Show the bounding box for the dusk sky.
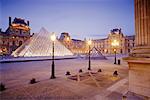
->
[1,0,134,39]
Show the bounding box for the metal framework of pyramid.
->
[12,28,73,57]
[85,47,106,60]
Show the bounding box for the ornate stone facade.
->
[59,29,135,55]
[0,17,31,55]
[59,32,87,54]
[93,29,135,55]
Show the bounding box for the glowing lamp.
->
[51,33,56,41]
[111,39,119,47]
[114,49,116,52]
[87,40,92,45]
[66,37,70,41]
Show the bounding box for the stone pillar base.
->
[123,57,150,98]
[130,46,150,57]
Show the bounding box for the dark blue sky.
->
[1,0,134,39]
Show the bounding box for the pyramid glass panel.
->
[85,47,106,59]
[12,28,73,57]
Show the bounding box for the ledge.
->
[123,57,150,64]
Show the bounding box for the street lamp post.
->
[114,49,117,64]
[111,40,119,64]
[50,33,56,79]
[87,40,92,70]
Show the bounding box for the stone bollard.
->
[122,95,127,100]
[30,78,37,84]
[0,83,6,91]
[98,69,102,72]
[65,71,71,75]
[118,59,121,65]
[79,69,83,73]
[113,70,118,76]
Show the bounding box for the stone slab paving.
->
[0,77,99,100]
[0,58,148,100]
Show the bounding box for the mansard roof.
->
[12,17,27,25]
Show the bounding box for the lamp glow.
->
[87,40,92,45]
[66,37,70,41]
[111,39,119,46]
[114,49,116,52]
[51,33,56,41]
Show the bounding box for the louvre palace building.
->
[59,29,135,55]
[0,17,32,55]
[0,17,135,56]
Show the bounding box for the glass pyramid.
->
[85,47,106,60]
[12,27,73,57]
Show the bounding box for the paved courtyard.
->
[0,57,146,100]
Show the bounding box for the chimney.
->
[119,28,121,33]
[27,20,29,26]
[9,17,11,26]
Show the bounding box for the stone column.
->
[124,0,150,98]
[132,0,150,57]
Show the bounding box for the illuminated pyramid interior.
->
[12,27,73,57]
